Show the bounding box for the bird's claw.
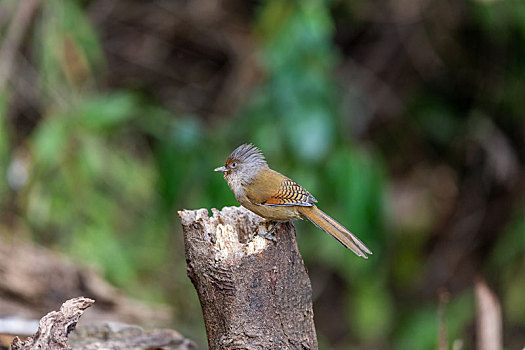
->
[258,221,280,242]
[258,231,277,241]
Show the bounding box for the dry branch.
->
[179,206,318,350]
[11,297,94,350]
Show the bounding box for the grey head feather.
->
[226,144,268,189]
[228,144,267,167]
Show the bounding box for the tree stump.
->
[178,206,318,350]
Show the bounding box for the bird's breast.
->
[226,175,245,201]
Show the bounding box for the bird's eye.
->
[230,162,238,168]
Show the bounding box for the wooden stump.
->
[178,206,318,350]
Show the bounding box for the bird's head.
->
[214,144,267,184]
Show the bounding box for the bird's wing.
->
[261,179,317,206]
[246,169,317,207]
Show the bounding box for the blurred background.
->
[0,0,524,348]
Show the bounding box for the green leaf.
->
[32,117,69,169]
[77,92,138,130]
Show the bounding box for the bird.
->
[214,143,372,258]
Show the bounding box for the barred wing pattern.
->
[260,180,317,207]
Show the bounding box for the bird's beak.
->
[214,166,227,172]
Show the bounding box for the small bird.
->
[214,144,372,258]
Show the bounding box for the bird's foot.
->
[258,221,280,241]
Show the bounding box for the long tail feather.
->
[298,206,372,258]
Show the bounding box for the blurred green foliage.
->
[490,208,525,325]
[28,91,163,289]
[252,1,338,162]
[0,0,524,348]
[395,290,474,350]
[37,0,103,97]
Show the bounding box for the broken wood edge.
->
[178,206,275,263]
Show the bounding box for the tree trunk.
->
[178,206,318,350]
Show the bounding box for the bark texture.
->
[178,206,318,350]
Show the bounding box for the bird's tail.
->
[298,206,372,259]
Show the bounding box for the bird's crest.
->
[227,144,266,166]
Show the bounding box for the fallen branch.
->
[8,297,195,350]
[11,297,94,350]
[68,322,195,350]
